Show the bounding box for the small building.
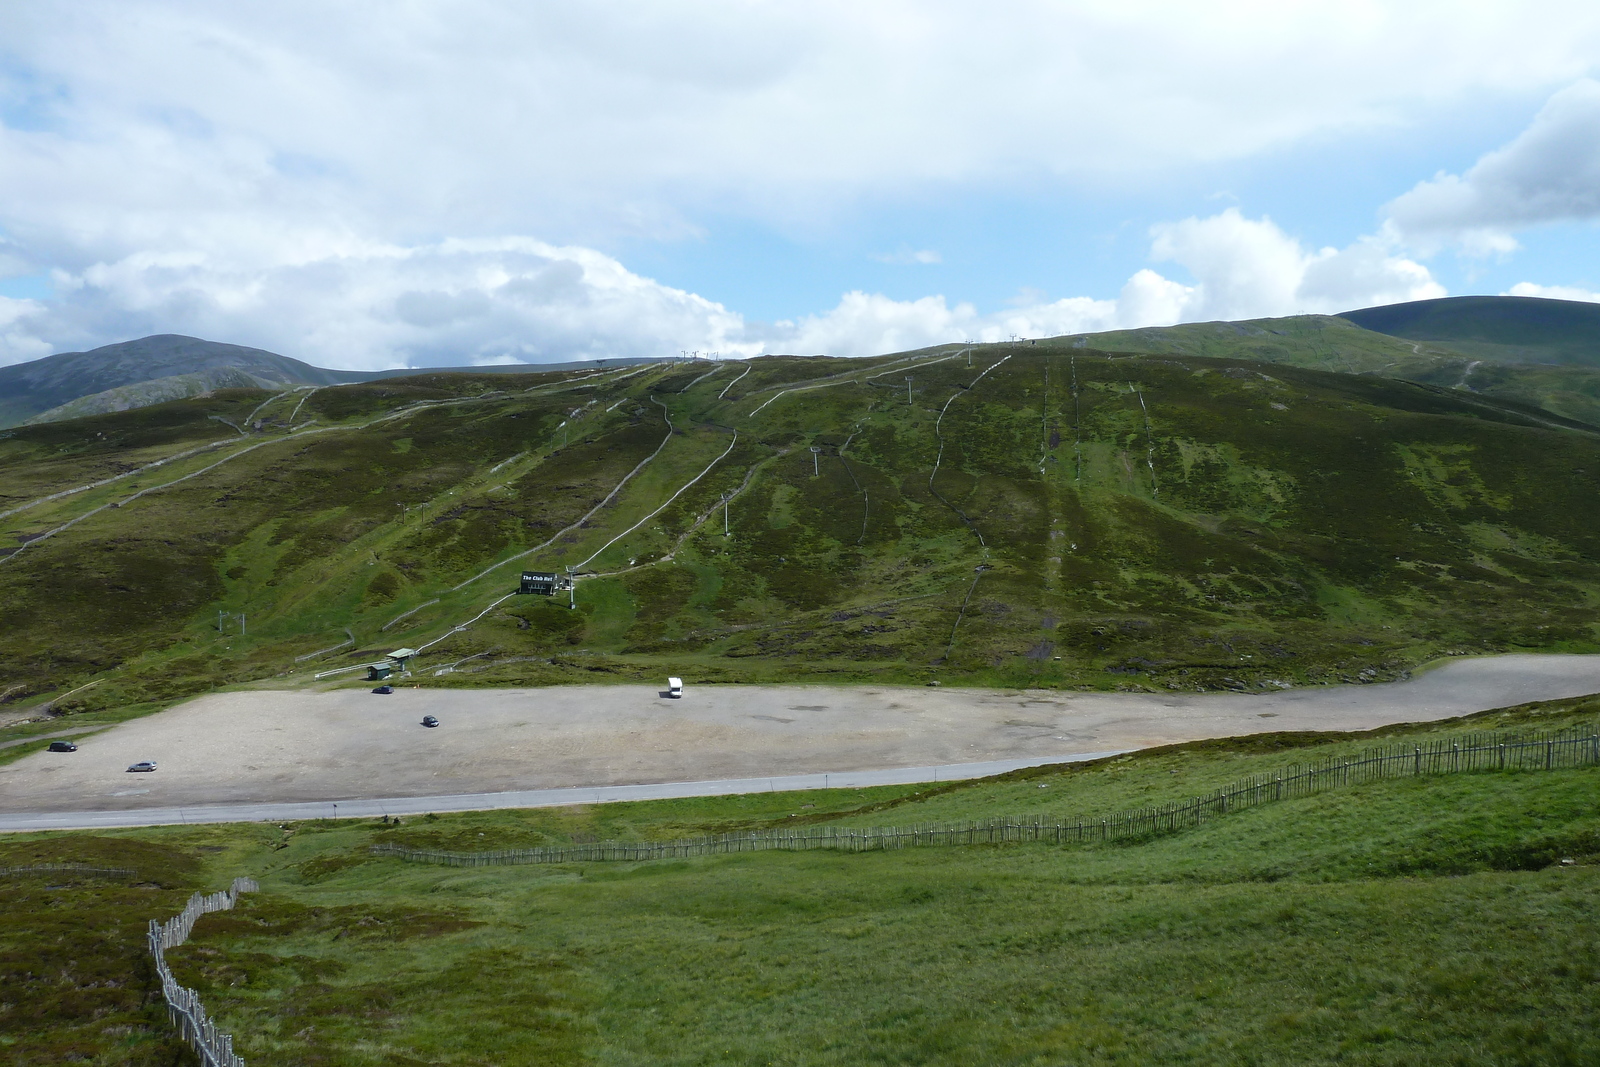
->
[519,571,558,595]
[386,648,417,672]
[366,663,393,681]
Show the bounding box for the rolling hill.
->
[0,335,348,428]
[5,295,1594,431]
[1063,305,1600,428]
[1343,294,1600,366]
[3,342,1600,717]
[0,334,674,429]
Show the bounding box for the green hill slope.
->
[1343,294,1600,366]
[3,347,1600,713]
[1060,311,1600,427]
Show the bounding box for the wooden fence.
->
[148,877,259,1067]
[0,862,133,879]
[373,724,1599,868]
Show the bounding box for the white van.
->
[666,677,684,698]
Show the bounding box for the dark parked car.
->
[127,760,158,772]
[421,715,439,728]
[47,740,77,752]
[372,684,394,694]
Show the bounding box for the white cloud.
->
[5,2,1600,248]
[13,238,758,369]
[1141,209,1443,321]
[0,206,1449,365]
[1506,282,1600,302]
[765,210,1444,356]
[0,295,51,363]
[1386,79,1600,254]
[0,3,1578,367]
[871,249,942,265]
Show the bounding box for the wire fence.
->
[0,862,133,879]
[373,724,1600,868]
[148,877,259,1067]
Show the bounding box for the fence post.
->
[364,723,1592,876]
[147,878,254,1067]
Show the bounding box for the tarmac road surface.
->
[0,752,1129,831]
[2,653,1598,832]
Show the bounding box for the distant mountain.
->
[1342,295,1600,367]
[0,334,673,428]
[0,335,348,427]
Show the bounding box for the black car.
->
[47,740,77,752]
[421,715,439,728]
[372,684,394,694]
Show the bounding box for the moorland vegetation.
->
[5,334,1600,720]
[2,699,1596,1065]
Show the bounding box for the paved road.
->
[0,750,1128,832]
[3,653,1598,832]
[0,726,107,752]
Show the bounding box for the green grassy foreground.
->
[4,700,1598,1065]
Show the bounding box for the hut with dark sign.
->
[519,571,558,596]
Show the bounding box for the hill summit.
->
[0,334,346,427]
[1341,295,1600,366]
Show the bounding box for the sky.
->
[2,1,1600,370]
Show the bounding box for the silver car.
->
[127,760,158,772]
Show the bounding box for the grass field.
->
[3,698,1597,1065]
[6,343,1600,727]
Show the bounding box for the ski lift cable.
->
[450,397,679,590]
[574,431,740,570]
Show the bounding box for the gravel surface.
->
[3,654,1598,814]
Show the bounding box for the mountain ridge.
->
[5,295,1596,429]
[0,334,675,428]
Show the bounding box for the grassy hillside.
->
[5,347,1600,714]
[3,699,1596,1065]
[1343,295,1600,367]
[1062,313,1600,427]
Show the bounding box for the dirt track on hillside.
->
[4,654,1599,812]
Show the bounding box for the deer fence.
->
[373,724,1599,867]
[148,877,259,1067]
[0,862,134,879]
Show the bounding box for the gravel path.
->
[2,654,1597,818]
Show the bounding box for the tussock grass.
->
[5,710,1598,1064]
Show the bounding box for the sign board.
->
[520,571,558,595]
